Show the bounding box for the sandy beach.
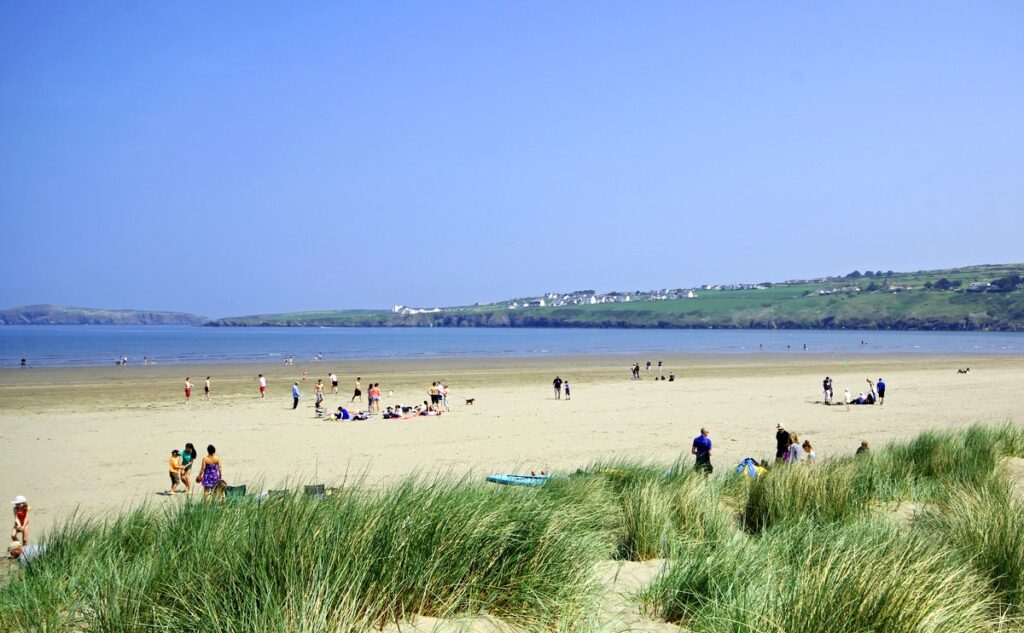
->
[1,353,1021,536]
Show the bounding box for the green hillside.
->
[211,263,1024,331]
[0,304,208,326]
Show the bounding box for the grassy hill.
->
[212,263,1024,331]
[0,304,208,326]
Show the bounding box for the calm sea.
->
[0,326,1022,368]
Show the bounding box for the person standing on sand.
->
[646,361,652,373]
[822,377,833,404]
[330,373,339,394]
[351,377,362,403]
[692,427,713,474]
[786,433,804,463]
[553,376,563,399]
[442,384,451,412]
[802,440,816,463]
[844,389,852,412]
[315,379,325,407]
[292,382,301,410]
[564,380,571,400]
[204,377,211,401]
[196,445,224,499]
[658,360,663,378]
[181,443,197,492]
[775,424,789,462]
[10,496,29,546]
[258,374,267,398]
[877,378,886,405]
[184,377,193,404]
[168,449,183,495]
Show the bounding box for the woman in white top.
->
[802,440,816,464]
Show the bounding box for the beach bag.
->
[735,458,760,478]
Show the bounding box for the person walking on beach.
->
[167,449,183,495]
[184,377,193,404]
[181,443,197,492]
[775,424,789,462]
[692,427,713,474]
[658,360,663,378]
[351,377,362,403]
[844,388,852,411]
[258,374,267,398]
[204,377,211,401]
[330,373,339,394]
[292,382,301,410]
[442,384,450,412]
[10,495,30,546]
[196,445,224,499]
[564,380,571,400]
[877,378,886,405]
[553,376,563,399]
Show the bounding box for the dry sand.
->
[1,353,1021,537]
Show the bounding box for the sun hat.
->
[11,495,26,506]
[9,541,21,552]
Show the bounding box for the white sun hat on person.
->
[11,495,26,505]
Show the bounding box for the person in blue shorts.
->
[877,378,886,405]
[692,427,713,474]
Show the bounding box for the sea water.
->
[0,326,1022,368]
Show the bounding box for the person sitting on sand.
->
[856,440,870,456]
[10,496,29,547]
[334,406,350,421]
[383,406,400,419]
[196,445,224,499]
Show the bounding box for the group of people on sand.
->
[774,423,816,464]
[552,376,571,400]
[822,376,886,409]
[167,443,225,498]
[184,376,212,403]
[630,360,665,380]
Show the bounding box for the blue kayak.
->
[486,474,551,486]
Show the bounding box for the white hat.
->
[11,495,26,505]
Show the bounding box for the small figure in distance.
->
[330,372,339,394]
[552,376,563,400]
[668,372,675,382]
[692,427,713,474]
[876,377,886,405]
[20,358,27,367]
[204,377,211,401]
[856,440,870,456]
[844,388,852,412]
[564,380,571,400]
[822,376,833,405]
[646,360,652,372]
[351,377,362,404]
[258,374,267,398]
[292,382,301,410]
[184,377,193,404]
[658,360,663,378]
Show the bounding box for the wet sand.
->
[1,353,1021,536]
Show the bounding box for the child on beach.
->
[564,381,571,400]
[168,449,183,495]
[10,495,29,546]
[204,377,211,401]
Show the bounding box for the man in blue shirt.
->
[877,378,886,405]
[292,383,301,410]
[692,427,713,474]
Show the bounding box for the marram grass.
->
[2,423,1023,632]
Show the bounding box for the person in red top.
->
[11,495,29,546]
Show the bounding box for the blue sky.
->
[1,2,1021,317]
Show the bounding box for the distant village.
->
[391,275,997,316]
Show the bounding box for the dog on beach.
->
[465,398,475,406]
